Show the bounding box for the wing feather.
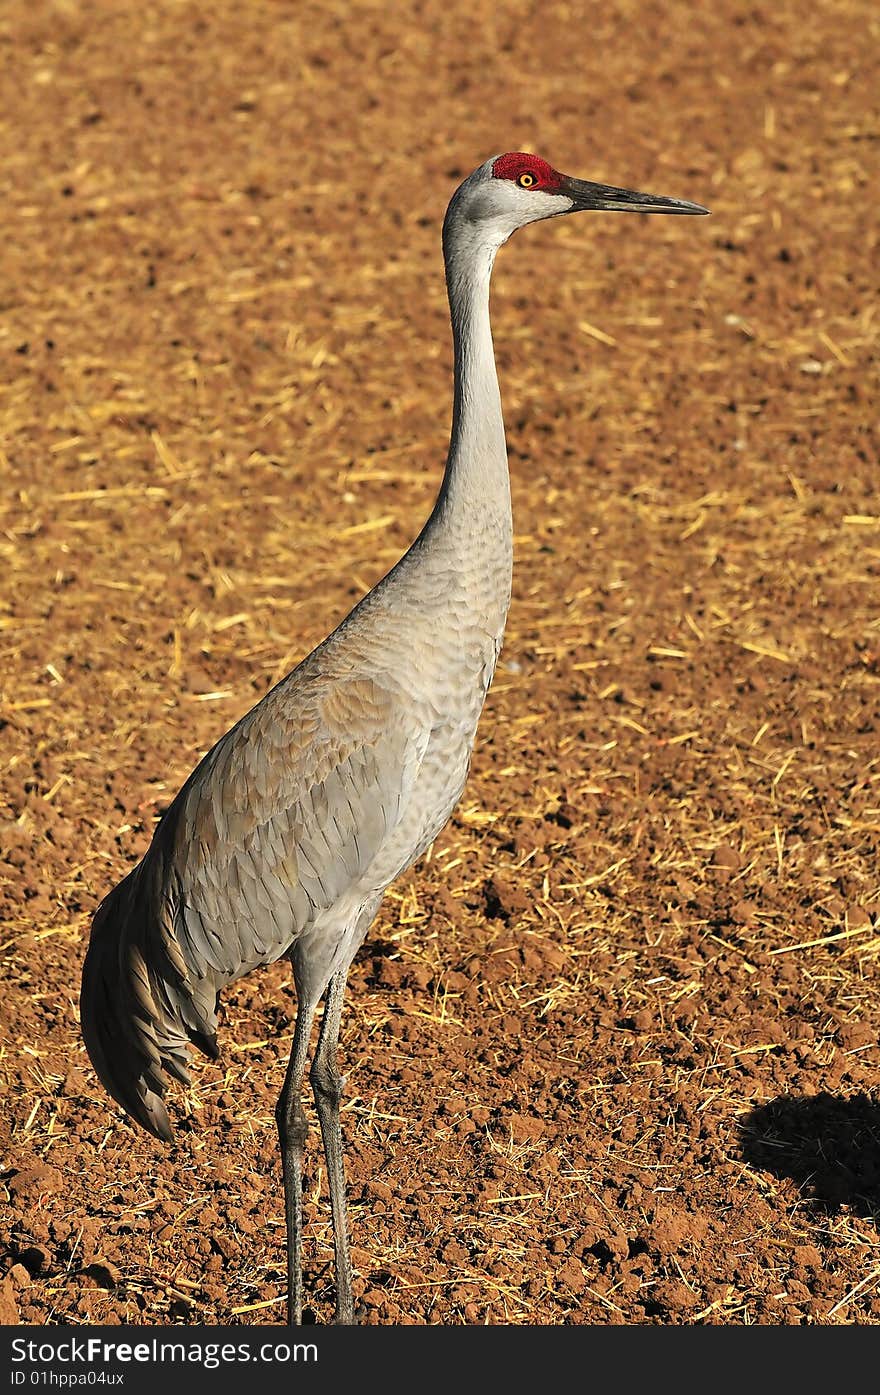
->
[161,668,429,983]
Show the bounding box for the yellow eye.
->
[517,172,537,188]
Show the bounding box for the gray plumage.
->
[81,153,707,1324]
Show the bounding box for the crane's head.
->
[444,152,708,256]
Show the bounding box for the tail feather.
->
[80,861,219,1143]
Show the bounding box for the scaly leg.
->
[311,967,359,1323]
[276,1002,318,1326]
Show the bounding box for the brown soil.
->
[2,0,880,1328]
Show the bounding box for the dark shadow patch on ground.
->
[739,1093,880,1217]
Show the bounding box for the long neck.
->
[431,216,512,546]
[368,209,514,641]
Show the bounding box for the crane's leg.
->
[310,967,356,1324]
[276,1002,319,1326]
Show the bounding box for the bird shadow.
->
[738,1093,880,1218]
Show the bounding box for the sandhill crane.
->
[80,152,707,1325]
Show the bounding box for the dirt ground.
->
[2,0,879,1327]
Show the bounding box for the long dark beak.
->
[562,175,709,216]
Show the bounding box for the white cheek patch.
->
[516,188,575,223]
[486,190,575,248]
